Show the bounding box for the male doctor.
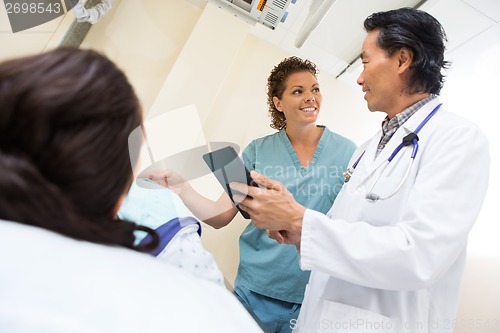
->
[233,7,490,333]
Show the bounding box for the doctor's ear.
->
[397,48,413,73]
[273,96,283,112]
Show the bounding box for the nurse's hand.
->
[231,171,304,246]
[139,169,188,196]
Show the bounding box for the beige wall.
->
[74,0,383,286]
[2,1,499,331]
[80,0,203,114]
[79,2,500,330]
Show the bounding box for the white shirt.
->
[0,220,263,333]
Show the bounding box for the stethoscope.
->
[343,103,442,202]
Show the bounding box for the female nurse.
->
[149,56,356,333]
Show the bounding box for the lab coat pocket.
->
[314,300,398,333]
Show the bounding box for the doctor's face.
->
[357,29,401,116]
[273,71,322,128]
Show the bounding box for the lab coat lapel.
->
[356,128,401,182]
[356,99,441,184]
[350,133,384,187]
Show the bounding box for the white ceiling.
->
[247,0,500,77]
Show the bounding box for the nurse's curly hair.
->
[267,56,319,130]
[0,48,159,252]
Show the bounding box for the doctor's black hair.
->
[0,48,159,252]
[267,56,319,130]
[364,7,450,95]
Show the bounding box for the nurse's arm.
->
[140,169,237,229]
[231,171,305,246]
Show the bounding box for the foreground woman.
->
[0,48,262,333]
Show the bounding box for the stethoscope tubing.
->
[345,103,443,201]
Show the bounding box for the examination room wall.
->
[1,0,499,332]
[78,0,383,287]
[81,2,500,331]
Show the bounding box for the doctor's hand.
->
[266,230,302,251]
[231,171,304,246]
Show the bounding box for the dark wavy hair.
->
[267,56,319,130]
[0,48,158,251]
[364,7,450,95]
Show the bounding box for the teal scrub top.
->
[235,126,356,303]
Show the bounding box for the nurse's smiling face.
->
[272,71,322,128]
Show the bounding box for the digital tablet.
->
[202,146,257,219]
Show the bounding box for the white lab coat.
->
[295,99,489,333]
[0,219,263,333]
